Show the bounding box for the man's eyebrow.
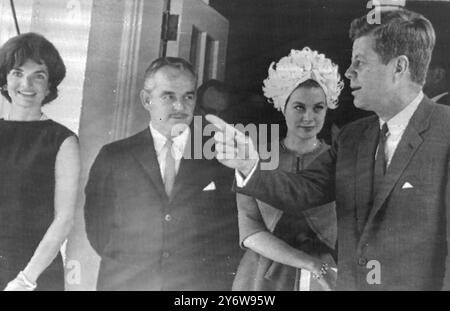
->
[353,53,365,60]
[160,90,176,95]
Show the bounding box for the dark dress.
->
[0,119,75,291]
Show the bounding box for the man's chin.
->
[169,119,191,133]
[353,99,369,110]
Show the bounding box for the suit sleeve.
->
[84,146,116,255]
[237,137,337,218]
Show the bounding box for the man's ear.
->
[140,90,151,110]
[394,55,409,79]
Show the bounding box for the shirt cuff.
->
[235,160,259,187]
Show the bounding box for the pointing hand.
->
[205,114,259,176]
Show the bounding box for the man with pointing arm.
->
[207,8,450,290]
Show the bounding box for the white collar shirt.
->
[379,91,423,167]
[149,122,190,182]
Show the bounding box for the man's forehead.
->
[146,66,196,88]
[157,66,195,81]
[352,35,376,57]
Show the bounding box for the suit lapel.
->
[355,119,379,233]
[169,123,213,202]
[130,129,167,200]
[362,98,434,233]
[170,156,213,203]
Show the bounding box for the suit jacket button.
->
[165,214,172,222]
[162,252,170,259]
[358,257,367,266]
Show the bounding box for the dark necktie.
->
[164,138,176,196]
[373,123,389,196]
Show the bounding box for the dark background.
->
[209,0,450,135]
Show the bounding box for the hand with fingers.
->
[205,114,259,176]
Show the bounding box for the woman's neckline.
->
[2,112,50,122]
[281,138,322,156]
[0,118,52,123]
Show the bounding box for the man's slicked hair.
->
[144,57,196,89]
[349,8,435,85]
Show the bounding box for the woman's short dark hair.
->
[0,32,66,105]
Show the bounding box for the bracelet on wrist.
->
[312,263,329,280]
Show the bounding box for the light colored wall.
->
[65,0,164,290]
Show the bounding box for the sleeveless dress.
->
[0,119,75,291]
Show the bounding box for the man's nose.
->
[172,99,184,111]
[345,65,354,80]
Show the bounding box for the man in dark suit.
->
[207,8,450,290]
[84,57,239,291]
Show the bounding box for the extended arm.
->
[237,193,333,290]
[5,136,80,290]
[206,114,336,218]
[238,145,337,217]
[243,231,324,274]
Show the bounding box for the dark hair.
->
[285,79,323,111]
[349,8,435,85]
[0,32,66,105]
[196,79,229,107]
[296,79,321,89]
[144,57,196,86]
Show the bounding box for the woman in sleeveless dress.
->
[232,48,343,291]
[0,33,80,291]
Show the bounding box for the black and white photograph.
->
[0,0,450,296]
